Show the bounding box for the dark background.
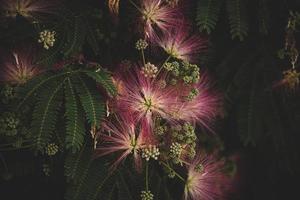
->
[1,0,300,199]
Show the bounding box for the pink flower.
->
[184,152,230,200]
[157,23,207,62]
[1,49,40,84]
[1,0,58,21]
[115,67,179,126]
[175,74,222,131]
[95,114,152,171]
[139,0,180,41]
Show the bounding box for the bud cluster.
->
[0,112,20,136]
[186,88,199,101]
[163,61,200,85]
[141,62,158,78]
[45,143,59,156]
[140,190,154,200]
[1,85,16,103]
[136,39,148,50]
[38,30,56,49]
[142,145,160,161]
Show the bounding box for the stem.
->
[145,162,149,191]
[141,49,146,66]
[0,139,34,147]
[128,0,144,14]
[151,55,171,84]
[0,145,33,152]
[160,161,185,182]
[0,153,8,172]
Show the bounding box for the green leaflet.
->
[31,78,65,152]
[65,77,85,153]
[17,70,81,109]
[84,69,117,97]
[65,152,114,200]
[226,0,249,41]
[75,75,105,128]
[63,16,87,57]
[196,0,223,34]
[64,142,93,182]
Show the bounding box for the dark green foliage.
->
[62,16,87,57]
[117,171,135,200]
[65,143,115,200]
[30,78,64,152]
[85,69,117,97]
[258,0,270,35]
[17,67,115,153]
[226,0,249,41]
[75,75,105,128]
[64,143,93,182]
[65,78,85,153]
[196,0,223,34]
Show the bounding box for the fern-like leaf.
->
[31,78,65,152]
[117,171,134,200]
[84,69,117,97]
[65,157,114,200]
[65,77,85,153]
[258,0,269,35]
[63,16,87,57]
[227,0,249,41]
[18,72,69,108]
[75,75,105,128]
[64,143,92,182]
[196,0,223,34]
[85,18,100,55]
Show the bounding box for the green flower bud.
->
[45,143,59,156]
[141,190,154,200]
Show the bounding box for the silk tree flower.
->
[1,49,40,84]
[139,0,180,41]
[184,152,230,200]
[95,114,154,171]
[174,74,222,131]
[114,67,179,126]
[157,24,207,63]
[0,0,58,22]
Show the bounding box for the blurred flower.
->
[184,152,230,200]
[165,0,180,7]
[115,67,179,126]
[95,114,151,171]
[158,24,206,62]
[1,0,58,22]
[174,74,222,131]
[139,0,179,41]
[108,0,120,16]
[282,69,300,90]
[1,49,40,84]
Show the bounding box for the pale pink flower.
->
[1,49,40,84]
[184,152,230,200]
[175,74,222,131]
[115,67,179,126]
[157,23,207,62]
[139,0,180,41]
[1,0,58,22]
[95,114,152,171]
